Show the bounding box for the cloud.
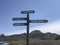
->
[30,20,60,34]
[6,20,60,35]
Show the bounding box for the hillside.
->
[0,30,58,41]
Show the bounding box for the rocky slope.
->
[0,30,58,41]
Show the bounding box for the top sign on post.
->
[21,10,35,14]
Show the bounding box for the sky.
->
[0,0,60,35]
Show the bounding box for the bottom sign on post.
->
[13,23,27,26]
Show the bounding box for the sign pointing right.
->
[29,20,48,23]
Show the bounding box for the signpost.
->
[12,10,48,45]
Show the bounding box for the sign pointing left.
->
[13,23,27,26]
[12,18,27,21]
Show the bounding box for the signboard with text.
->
[12,18,27,21]
[13,23,27,26]
[29,20,48,23]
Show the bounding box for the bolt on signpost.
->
[12,10,48,45]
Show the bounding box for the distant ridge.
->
[0,30,58,41]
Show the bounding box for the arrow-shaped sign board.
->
[21,10,35,14]
[12,18,27,21]
[29,20,48,23]
[13,23,27,26]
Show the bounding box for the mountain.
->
[29,30,43,39]
[29,30,57,40]
[0,30,58,41]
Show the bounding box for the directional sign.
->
[12,18,27,21]
[21,10,35,14]
[13,23,27,26]
[29,20,48,23]
[13,10,48,45]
